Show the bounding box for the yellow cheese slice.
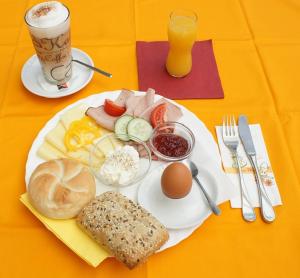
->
[40,106,112,166]
[109,135,124,149]
[45,122,67,153]
[68,148,104,167]
[83,144,105,160]
[96,136,115,156]
[37,141,66,160]
[60,105,88,130]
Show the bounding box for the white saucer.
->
[21,48,94,98]
[137,164,219,229]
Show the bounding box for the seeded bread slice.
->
[77,191,169,269]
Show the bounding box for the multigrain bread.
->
[77,191,169,269]
[28,158,96,219]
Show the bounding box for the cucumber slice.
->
[114,115,133,141]
[127,118,153,142]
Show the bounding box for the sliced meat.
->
[86,106,117,131]
[133,88,156,117]
[125,95,143,115]
[114,89,133,107]
[139,98,183,123]
[126,141,158,160]
[165,101,183,122]
[85,89,182,132]
[86,89,133,130]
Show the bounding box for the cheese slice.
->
[39,106,113,166]
[37,141,66,161]
[96,137,115,156]
[109,135,124,149]
[68,148,104,167]
[83,144,105,160]
[60,105,88,130]
[45,122,67,153]
[37,139,103,167]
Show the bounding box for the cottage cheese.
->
[99,145,140,186]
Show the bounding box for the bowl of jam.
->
[149,122,195,161]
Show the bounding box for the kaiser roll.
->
[28,158,96,219]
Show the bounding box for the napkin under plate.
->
[20,194,109,267]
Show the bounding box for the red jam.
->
[153,134,189,157]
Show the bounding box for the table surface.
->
[1,0,300,277]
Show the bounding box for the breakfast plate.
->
[138,161,219,229]
[25,90,229,254]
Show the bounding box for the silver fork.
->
[222,115,256,222]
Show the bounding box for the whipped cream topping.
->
[25,1,69,28]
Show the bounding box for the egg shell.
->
[161,162,192,199]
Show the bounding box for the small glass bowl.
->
[149,122,195,162]
[89,133,152,188]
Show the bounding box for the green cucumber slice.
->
[127,118,153,142]
[114,115,133,141]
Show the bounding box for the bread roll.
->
[77,191,169,269]
[28,158,96,219]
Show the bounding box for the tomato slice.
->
[104,99,126,117]
[150,103,167,128]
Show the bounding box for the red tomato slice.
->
[150,103,167,128]
[104,99,126,117]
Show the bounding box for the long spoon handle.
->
[72,59,112,78]
[194,176,221,216]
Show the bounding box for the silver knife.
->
[238,115,276,223]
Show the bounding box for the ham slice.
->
[125,95,143,115]
[139,98,183,122]
[133,88,155,116]
[114,89,133,107]
[126,141,158,160]
[86,106,117,131]
[86,89,134,131]
[86,88,183,132]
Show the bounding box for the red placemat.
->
[136,40,224,99]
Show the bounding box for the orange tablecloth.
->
[1,0,300,277]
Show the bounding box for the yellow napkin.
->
[20,193,109,267]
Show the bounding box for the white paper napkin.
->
[215,124,282,208]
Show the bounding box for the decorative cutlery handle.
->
[194,176,221,216]
[249,155,275,223]
[234,152,256,222]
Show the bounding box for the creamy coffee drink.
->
[25,1,72,85]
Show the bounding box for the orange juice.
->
[166,11,197,77]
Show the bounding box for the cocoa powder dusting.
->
[33,6,53,18]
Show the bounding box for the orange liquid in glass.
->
[166,13,197,77]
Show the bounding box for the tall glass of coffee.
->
[25,1,72,85]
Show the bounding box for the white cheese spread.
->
[99,145,140,186]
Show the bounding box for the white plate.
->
[138,164,219,229]
[21,48,94,98]
[25,90,222,253]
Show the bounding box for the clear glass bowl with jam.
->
[149,122,195,161]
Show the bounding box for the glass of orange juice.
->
[166,10,198,78]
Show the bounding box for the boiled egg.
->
[161,162,192,199]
